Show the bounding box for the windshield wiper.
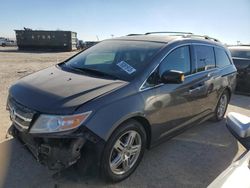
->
[70,66,121,80]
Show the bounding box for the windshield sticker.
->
[117,61,136,74]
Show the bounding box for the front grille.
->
[7,96,36,131]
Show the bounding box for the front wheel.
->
[101,120,147,182]
[212,91,229,121]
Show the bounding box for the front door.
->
[144,45,206,142]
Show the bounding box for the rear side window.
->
[193,45,216,72]
[159,46,191,76]
[215,48,232,68]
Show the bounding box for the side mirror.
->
[226,112,250,150]
[160,70,185,84]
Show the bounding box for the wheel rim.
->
[109,130,142,175]
[217,94,227,118]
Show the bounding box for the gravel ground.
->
[0,47,249,188]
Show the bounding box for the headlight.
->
[29,111,92,134]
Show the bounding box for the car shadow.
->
[230,94,250,110]
[0,119,242,188]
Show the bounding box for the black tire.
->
[2,43,6,47]
[212,90,229,121]
[101,120,147,182]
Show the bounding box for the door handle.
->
[208,72,215,78]
[189,86,203,94]
[208,71,220,78]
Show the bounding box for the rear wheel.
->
[212,90,229,121]
[101,120,146,182]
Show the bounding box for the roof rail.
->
[126,32,221,43]
[127,34,143,36]
[184,34,220,42]
[145,31,193,35]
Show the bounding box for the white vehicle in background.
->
[209,112,250,188]
[0,37,16,47]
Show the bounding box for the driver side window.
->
[142,46,191,90]
[159,46,191,76]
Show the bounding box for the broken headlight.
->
[29,111,92,134]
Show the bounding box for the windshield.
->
[230,48,250,59]
[64,40,164,81]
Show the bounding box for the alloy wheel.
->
[109,130,142,175]
[217,94,228,118]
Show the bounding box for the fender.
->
[84,93,147,141]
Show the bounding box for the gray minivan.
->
[7,32,237,182]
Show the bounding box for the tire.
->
[2,43,6,47]
[212,90,229,121]
[101,120,147,182]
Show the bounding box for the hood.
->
[9,66,127,114]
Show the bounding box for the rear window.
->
[230,49,250,59]
[214,48,231,68]
[193,45,216,72]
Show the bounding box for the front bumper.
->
[8,124,101,170]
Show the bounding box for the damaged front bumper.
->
[8,124,101,171]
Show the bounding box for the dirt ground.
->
[0,47,250,188]
[0,47,78,141]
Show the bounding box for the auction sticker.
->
[117,61,136,74]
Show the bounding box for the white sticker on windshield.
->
[117,61,136,74]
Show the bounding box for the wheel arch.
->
[218,86,232,101]
[224,86,232,100]
[130,116,152,149]
[109,115,152,149]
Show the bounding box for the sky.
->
[0,0,250,44]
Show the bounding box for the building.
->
[15,29,77,51]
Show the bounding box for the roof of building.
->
[15,29,76,33]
